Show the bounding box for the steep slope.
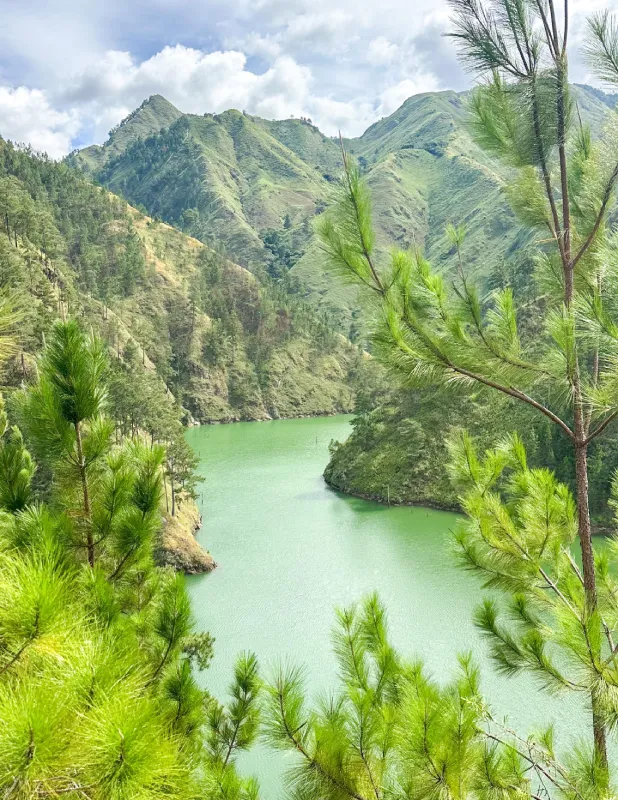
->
[1,137,362,424]
[68,87,616,334]
[69,95,183,175]
[111,208,361,422]
[255,116,342,174]
[294,86,614,300]
[67,106,337,271]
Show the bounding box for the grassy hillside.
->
[70,94,184,175]
[111,209,361,421]
[67,86,617,333]
[0,137,364,425]
[69,107,335,273]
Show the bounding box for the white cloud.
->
[367,37,399,66]
[2,0,616,158]
[56,46,318,142]
[236,32,282,60]
[284,10,354,44]
[0,42,386,153]
[377,76,441,118]
[0,87,79,158]
[307,96,374,136]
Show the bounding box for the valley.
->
[4,1,618,790]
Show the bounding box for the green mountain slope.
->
[70,94,184,175]
[0,137,363,426]
[67,85,616,334]
[69,108,336,271]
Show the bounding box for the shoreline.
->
[323,476,461,513]
[157,496,217,575]
[188,408,353,426]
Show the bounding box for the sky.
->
[0,0,616,158]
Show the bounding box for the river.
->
[186,415,580,799]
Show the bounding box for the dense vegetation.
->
[0,141,208,551]
[7,318,611,798]
[0,320,260,798]
[0,137,364,425]
[317,0,618,779]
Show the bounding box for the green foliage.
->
[261,227,304,280]
[0,400,35,512]
[0,139,146,301]
[318,0,618,778]
[448,432,618,790]
[265,594,545,800]
[207,653,261,766]
[0,320,261,799]
[325,387,537,508]
[0,134,363,427]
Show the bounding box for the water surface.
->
[186,415,578,798]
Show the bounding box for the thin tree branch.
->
[394,297,575,439]
[339,135,383,293]
[277,688,369,800]
[584,410,618,444]
[572,162,618,269]
[534,0,559,59]
[454,366,575,440]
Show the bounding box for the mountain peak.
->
[109,95,182,144]
[139,94,181,115]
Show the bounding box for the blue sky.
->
[0,0,614,157]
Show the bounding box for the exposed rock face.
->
[155,499,216,574]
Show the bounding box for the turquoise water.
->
[186,415,580,798]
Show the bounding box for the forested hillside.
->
[68,85,618,331]
[0,137,363,425]
[325,386,618,520]
[64,84,618,514]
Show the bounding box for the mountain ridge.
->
[67,85,618,333]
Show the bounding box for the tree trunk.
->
[75,421,94,567]
[163,471,169,514]
[574,412,608,771]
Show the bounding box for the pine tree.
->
[17,320,109,566]
[266,594,539,800]
[0,320,261,799]
[317,0,618,779]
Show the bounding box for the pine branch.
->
[394,296,575,439]
[275,686,369,800]
[339,135,383,293]
[584,410,618,444]
[533,0,559,59]
[530,82,565,264]
[447,364,575,440]
[572,161,618,269]
[357,710,381,800]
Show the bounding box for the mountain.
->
[69,104,338,276]
[67,85,617,332]
[70,94,184,175]
[0,137,363,426]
